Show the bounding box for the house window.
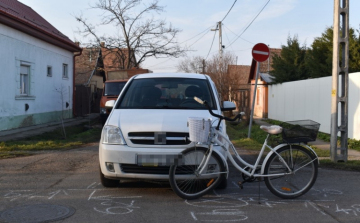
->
[47,66,52,77]
[20,65,30,95]
[62,63,68,78]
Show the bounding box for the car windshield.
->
[104,82,126,96]
[117,77,216,109]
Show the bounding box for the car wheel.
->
[216,178,228,189]
[100,167,119,187]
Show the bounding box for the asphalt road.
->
[0,144,360,223]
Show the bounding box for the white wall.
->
[268,73,360,140]
[0,24,74,130]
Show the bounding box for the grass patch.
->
[319,159,360,171]
[0,122,102,158]
[227,121,282,150]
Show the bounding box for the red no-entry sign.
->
[252,43,270,62]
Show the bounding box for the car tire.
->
[216,178,228,189]
[100,167,119,187]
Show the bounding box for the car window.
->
[117,78,216,109]
[104,82,127,96]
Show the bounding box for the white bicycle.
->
[169,97,319,200]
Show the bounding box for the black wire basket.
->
[280,120,320,143]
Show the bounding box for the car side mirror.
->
[105,100,116,108]
[221,101,236,111]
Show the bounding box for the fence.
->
[268,72,360,140]
[75,85,102,117]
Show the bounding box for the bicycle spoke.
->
[169,147,226,200]
[264,145,318,199]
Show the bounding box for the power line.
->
[146,58,174,68]
[223,24,254,45]
[180,25,214,44]
[146,26,214,69]
[205,26,218,60]
[188,29,212,47]
[221,0,238,22]
[223,25,234,51]
[228,0,270,48]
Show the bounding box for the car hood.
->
[107,109,219,146]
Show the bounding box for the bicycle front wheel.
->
[169,147,226,200]
[264,145,318,199]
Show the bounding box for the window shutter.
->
[30,64,35,96]
[15,59,20,90]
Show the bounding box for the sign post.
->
[248,43,270,138]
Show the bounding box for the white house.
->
[0,0,81,131]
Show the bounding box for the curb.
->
[0,114,100,142]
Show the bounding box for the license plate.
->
[137,154,183,166]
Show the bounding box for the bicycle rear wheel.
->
[264,145,318,199]
[169,147,226,200]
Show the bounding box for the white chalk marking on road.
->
[87,182,97,189]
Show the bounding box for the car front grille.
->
[120,164,197,175]
[121,164,170,175]
[127,132,191,145]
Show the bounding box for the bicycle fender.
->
[212,148,229,179]
[182,146,229,179]
[260,144,288,174]
[260,143,319,175]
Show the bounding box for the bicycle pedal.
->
[238,181,244,189]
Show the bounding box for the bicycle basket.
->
[280,120,320,143]
[188,117,211,143]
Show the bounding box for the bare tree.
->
[205,52,237,102]
[177,56,205,73]
[76,0,186,69]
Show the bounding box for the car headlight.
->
[102,125,126,145]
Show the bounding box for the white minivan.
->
[99,73,236,187]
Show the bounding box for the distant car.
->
[100,80,128,125]
[99,73,236,187]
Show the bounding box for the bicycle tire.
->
[169,147,226,200]
[264,145,318,199]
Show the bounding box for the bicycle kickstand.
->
[238,176,255,189]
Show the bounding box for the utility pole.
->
[201,59,206,74]
[330,0,349,162]
[211,21,224,97]
[211,21,223,59]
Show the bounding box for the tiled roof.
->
[75,46,137,84]
[249,48,281,83]
[259,48,281,73]
[228,65,251,89]
[75,48,101,85]
[0,0,79,50]
[101,47,134,71]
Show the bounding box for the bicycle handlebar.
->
[194,97,243,123]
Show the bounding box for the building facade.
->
[0,0,81,131]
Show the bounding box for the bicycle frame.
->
[197,126,319,179]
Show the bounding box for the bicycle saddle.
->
[260,125,283,135]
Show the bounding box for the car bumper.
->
[99,143,226,180]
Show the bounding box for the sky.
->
[18,0,360,73]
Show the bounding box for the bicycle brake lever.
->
[194,97,204,104]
